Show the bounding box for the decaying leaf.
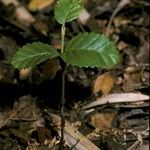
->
[78,8,90,25]
[117,41,129,51]
[57,121,101,150]
[122,66,146,92]
[13,95,41,119]
[106,0,130,36]
[36,126,52,144]
[89,111,116,131]
[84,93,149,110]
[93,72,116,97]
[119,109,149,129]
[28,0,55,11]
[19,68,31,80]
[45,111,100,150]
[114,16,131,27]
[42,59,61,79]
[1,0,35,26]
[0,110,13,129]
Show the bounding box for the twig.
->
[126,128,149,150]
[106,0,130,36]
[10,117,38,122]
[127,133,143,150]
[127,140,141,150]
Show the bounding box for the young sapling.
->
[11,0,120,149]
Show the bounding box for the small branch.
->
[106,0,130,36]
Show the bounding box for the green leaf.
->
[61,32,120,68]
[54,0,83,24]
[11,42,59,69]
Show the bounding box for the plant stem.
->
[60,23,66,150]
[61,24,65,53]
[60,65,66,149]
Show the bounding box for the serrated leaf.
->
[61,32,120,68]
[54,0,83,24]
[11,42,59,69]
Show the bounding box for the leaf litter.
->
[0,0,149,149]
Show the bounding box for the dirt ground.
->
[0,0,149,150]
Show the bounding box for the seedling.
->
[11,0,120,149]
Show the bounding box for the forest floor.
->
[0,0,149,150]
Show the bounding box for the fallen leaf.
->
[28,0,55,11]
[19,68,31,80]
[15,6,35,26]
[122,73,141,92]
[42,59,61,79]
[36,126,52,144]
[44,111,100,150]
[135,41,150,64]
[114,16,131,27]
[33,20,49,36]
[0,110,13,129]
[78,8,90,25]
[1,0,35,26]
[89,111,116,131]
[119,109,149,128]
[58,121,100,150]
[13,95,41,119]
[117,41,129,51]
[106,0,130,36]
[83,93,149,110]
[122,66,144,92]
[93,72,116,97]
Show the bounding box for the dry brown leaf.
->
[44,111,100,150]
[36,126,52,144]
[14,6,35,26]
[83,93,149,110]
[19,68,31,80]
[78,9,90,25]
[13,95,41,119]
[58,121,101,150]
[117,41,129,51]
[122,67,143,92]
[106,0,130,36]
[42,59,61,79]
[1,0,35,26]
[89,112,116,131]
[93,72,116,97]
[0,110,13,129]
[28,0,55,11]
[114,16,131,27]
[33,21,49,36]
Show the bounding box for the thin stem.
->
[60,23,66,150]
[61,24,65,53]
[60,65,66,149]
